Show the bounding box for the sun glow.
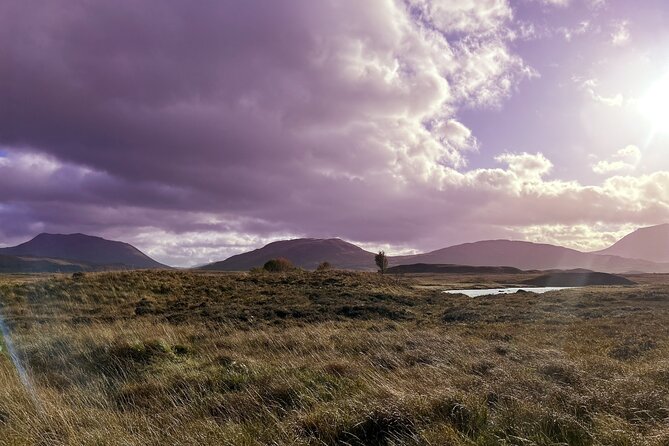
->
[639,75,669,133]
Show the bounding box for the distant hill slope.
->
[200,238,375,271]
[201,235,669,274]
[0,233,165,269]
[0,254,87,273]
[522,272,636,287]
[386,263,524,274]
[595,224,669,263]
[391,240,669,274]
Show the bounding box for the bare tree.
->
[375,250,388,274]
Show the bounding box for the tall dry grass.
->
[0,270,668,445]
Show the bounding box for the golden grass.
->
[1,270,668,445]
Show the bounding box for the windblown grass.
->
[1,270,668,445]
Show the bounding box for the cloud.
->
[408,0,512,33]
[0,0,532,185]
[0,0,667,266]
[495,152,553,179]
[611,20,630,46]
[592,145,641,174]
[580,79,624,107]
[0,0,541,264]
[559,21,591,42]
[512,223,637,252]
[536,0,571,7]
[587,0,607,9]
[1,148,668,265]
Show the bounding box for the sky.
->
[2,0,669,267]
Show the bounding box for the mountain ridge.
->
[595,224,669,263]
[391,239,667,274]
[0,233,166,269]
[200,233,669,274]
[200,237,375,271]
[3,224,669,273]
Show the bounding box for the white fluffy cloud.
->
[408,0,512,33]
[592,145,641,174]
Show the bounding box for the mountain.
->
[201,237,669,273]
[0,254,87,273]
[200,238,375,271]
[0,233,166,269]
[386,263,524,274]
[391,240,669,274]
[595,224,669,263]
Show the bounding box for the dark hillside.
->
[0,233,165,269]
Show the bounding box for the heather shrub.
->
[263,257,295,272]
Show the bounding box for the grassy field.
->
[1,270,669,445]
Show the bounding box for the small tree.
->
[375,251,388,274]
[316,261,332,271]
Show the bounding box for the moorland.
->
[1,270,668,445]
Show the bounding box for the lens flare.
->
[0,308,39,405]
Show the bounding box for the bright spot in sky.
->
[639,75,669,133]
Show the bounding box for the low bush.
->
[316,261,332,271]
[263,258,295,272]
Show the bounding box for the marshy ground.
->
[0,270,668,445]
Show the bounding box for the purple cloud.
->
[2,0,669,266]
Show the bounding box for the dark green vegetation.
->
[1,270,669,445]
